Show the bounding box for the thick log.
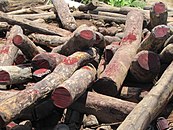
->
[32,52,66,71]
[104,35,121,46]
[70,92,136,123]
[117,60,173,130]
[130,50,160,83]
[13,34,40,60]
[52,64,96,108]
[0,11,72,36]
[159,44,173,64]
[150,2,168,29]
[0,65,32,85]
[28,33,70,47]
[52,0,77,31]
[92,11,143,97]
[137,25,170,53]
[0,48,97,127]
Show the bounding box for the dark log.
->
[52,0,77,31]
[159,44,173,64]
[104,35,121,46]
[32,52,66,71]
[0,22,10,31]
[52,64,96,108]
[13,33,40,60]
[98,26,119,36]
[150,2,168,29]
[93,32,105,50]
[130,50,160,83]
[92,11,143,97]
[52,25,96,56]
[28,33,70,47]
[137,25,170,53]
[0,65,32,85]
[0,11,72,36]
[14,50,26,65]
[0,48,97,127]
[117,60,173,130]
[70,92,136,123]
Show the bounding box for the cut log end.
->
[33,68,51,78]
[51,87,72,108]
[0,70,10,84]
[153,25,170,38]
[32,59,50,70]
[13,35,23,45]
[153,2,166,15]
[80,30,94,40]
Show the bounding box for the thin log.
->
[150,2,168,29]
[0,65,32,85]
[13,33,40,60]
[130,50,160,83]
[137,25,170,53]
[70,92,136,123]
[0,11,72,36]
[117,60,173,130]
[28,33,70,47]
[92,10,143,97]
[52,0,77,31]
[0,48,97,127]
[52,64,96,108]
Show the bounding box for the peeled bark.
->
[70,92,136,123]
[117,60,173,130]
[52,0,77,31]
[52,64,96,108]
[93,11,143,97]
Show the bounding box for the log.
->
[92,10,143,97]
[104,35,121,46]
[0,22,10,31]
[0,48,97,127]
[31,52,66,71]
[98,26,119,36]
[13,33,40,60]
[130,50,160,83]
[0,11,72,36]
[28,33,70,47]
[150,2,168,29]
[0,65,32,85]
[52,0,77,31]
[70,92,136,123]
[117,60,173,130]
[93,32,105,50]
[137,25,170,53]
[14,50,27,65]
[159,44,173,64]
[33,68,51,81]
[52,64,96,108]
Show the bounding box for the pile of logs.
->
[0,0,173,130]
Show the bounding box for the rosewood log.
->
[52,0,77,31]
[150,2,168,29]
[52,64,96,108]
[92,11,143,97]
[70,92,136,123]
[117,60,173,130]
[137,25,170,53]
[130,50,160,83]
[0,48,97,127]
[13,34,40,60]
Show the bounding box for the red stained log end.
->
[153,2,166,15]
[51,87,72,108]
[13,35,23,45]
[0,70,10,84]
[80,30,94,40]
[33,68,51,78]
[153,25,170,38]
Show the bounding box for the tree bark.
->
[117,60,173,130]
[93,11,143,97]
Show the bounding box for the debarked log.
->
[70,92,136,123]
[52,64,96,108]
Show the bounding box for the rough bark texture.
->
[70,92,136,123]
[52,0,77,31]
[130,50,160,83]
[28,33,70,47]
[52,64,96,108]
[0,11,72,36]
[150,2,168,29]
[13,34,40,60]
[117,60,173,130]
[0,65,32,85]
[92,11,143,97]
[32,52,66,71]
[0,48,97,127]
[137,25,170,53]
